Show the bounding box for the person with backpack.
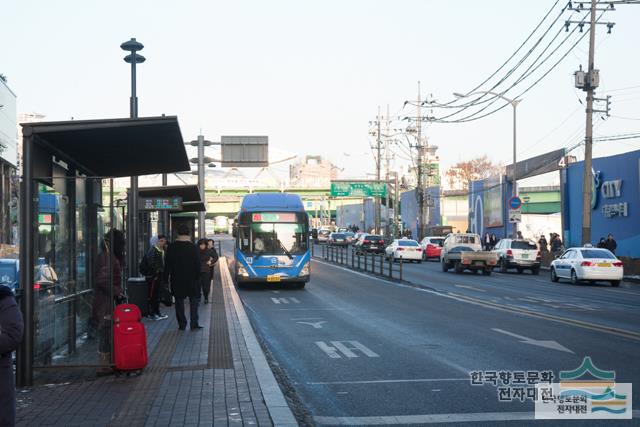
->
[164,225,202,331]
[0,283,23,427]
[140,235,169,320]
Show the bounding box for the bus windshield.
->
[238,212,309,257]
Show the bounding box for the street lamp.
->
[121,37,145,276]
[453,91,522,238]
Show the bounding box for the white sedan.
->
[385,239,423,263]
[550,247,624,287]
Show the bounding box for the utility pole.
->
[567,0,617,245]
[416,81,426,241]
[384,104,391,239]
[375,106,382,234]
[581,0,597,246]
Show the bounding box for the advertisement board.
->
[0,80,17,167]
[483,176,503,228]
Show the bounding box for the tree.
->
[445,155,503,190]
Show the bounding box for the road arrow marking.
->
[297,321,327,329]
[492,328,574,354]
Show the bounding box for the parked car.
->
[440,233,497,275]
[0,259,59,295]
[343,231,356,244]
[419,236,445,260]
[492,238,541,274]
[317,228,332,244]
[385,239,422,263]
[0,258,19,293]
[337,227,349,233]
[328,232,350,246]
[550,247,623,287]
[354,234,386,254]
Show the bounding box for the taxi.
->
[550,247,623,287]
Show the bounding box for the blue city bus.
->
[234,193,310,288]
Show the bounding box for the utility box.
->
[588,69,600,89]
[574,70,586,89]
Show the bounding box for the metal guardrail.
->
[316,244,405,281]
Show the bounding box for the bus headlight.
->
[300,262,310,276]
[238,265,250,277]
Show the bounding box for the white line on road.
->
[306,378,469,385]
[270,297,301,304]
[314,412,536,425]
[315,341,380,359]
[492,328,574,353]
[454,284,486,292]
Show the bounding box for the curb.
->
[220,258,298,427]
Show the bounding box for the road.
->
[226,240,640,426]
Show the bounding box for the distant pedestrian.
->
[483,233,491,250]
[206,239,219,299]
[604,233,617,254]
[197,239,216,304]
[141,235,169,321]
[550,233,562,256]
[517,231,524,239]
[538,235,548,252]
[490,234,498,249]
[0,284,24,427]
[165,225,202,331]
[597,237,606,249]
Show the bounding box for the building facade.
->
[0,79,18,243]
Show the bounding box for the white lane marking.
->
[314,412,536,425]
[270,297,300,304]
[291,317,323,320]
[297,321,327,329]
[492,328,574,354]
[316,341,342,359]
[315,341,380,359]
[306,378,468,385]
[272,290,280,294]
[454,284,486,293]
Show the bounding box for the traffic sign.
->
[509,209,522,223]
[508,196,522,210]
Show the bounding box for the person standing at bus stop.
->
[165,225,202,330]
[0,283,23,427]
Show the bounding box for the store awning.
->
[22,116,189,178]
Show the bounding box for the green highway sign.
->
[330,181,387,197]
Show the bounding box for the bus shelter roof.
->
[21,116,189,178]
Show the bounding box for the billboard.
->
[221,136,268,167]
[0,80,17,167]
[483,175,503,228]
[564,150,640,257]
[505,148,567,181]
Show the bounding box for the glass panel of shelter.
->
[32,175,121,378]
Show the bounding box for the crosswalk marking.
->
[315,341,380,359]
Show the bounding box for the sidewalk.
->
[15,258,297,427]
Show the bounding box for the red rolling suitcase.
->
[113,304,148,373]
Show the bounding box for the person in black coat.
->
[0,284,24,427]
[604,233,617,255]
[165,225,202,331]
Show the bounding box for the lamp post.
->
[454,91,521,238]
[121,38,145,276]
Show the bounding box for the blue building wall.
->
[400,187,441,238]
[563,150,640,258]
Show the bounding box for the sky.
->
[1,0,639,185]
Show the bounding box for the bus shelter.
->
[18,116,189,387]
